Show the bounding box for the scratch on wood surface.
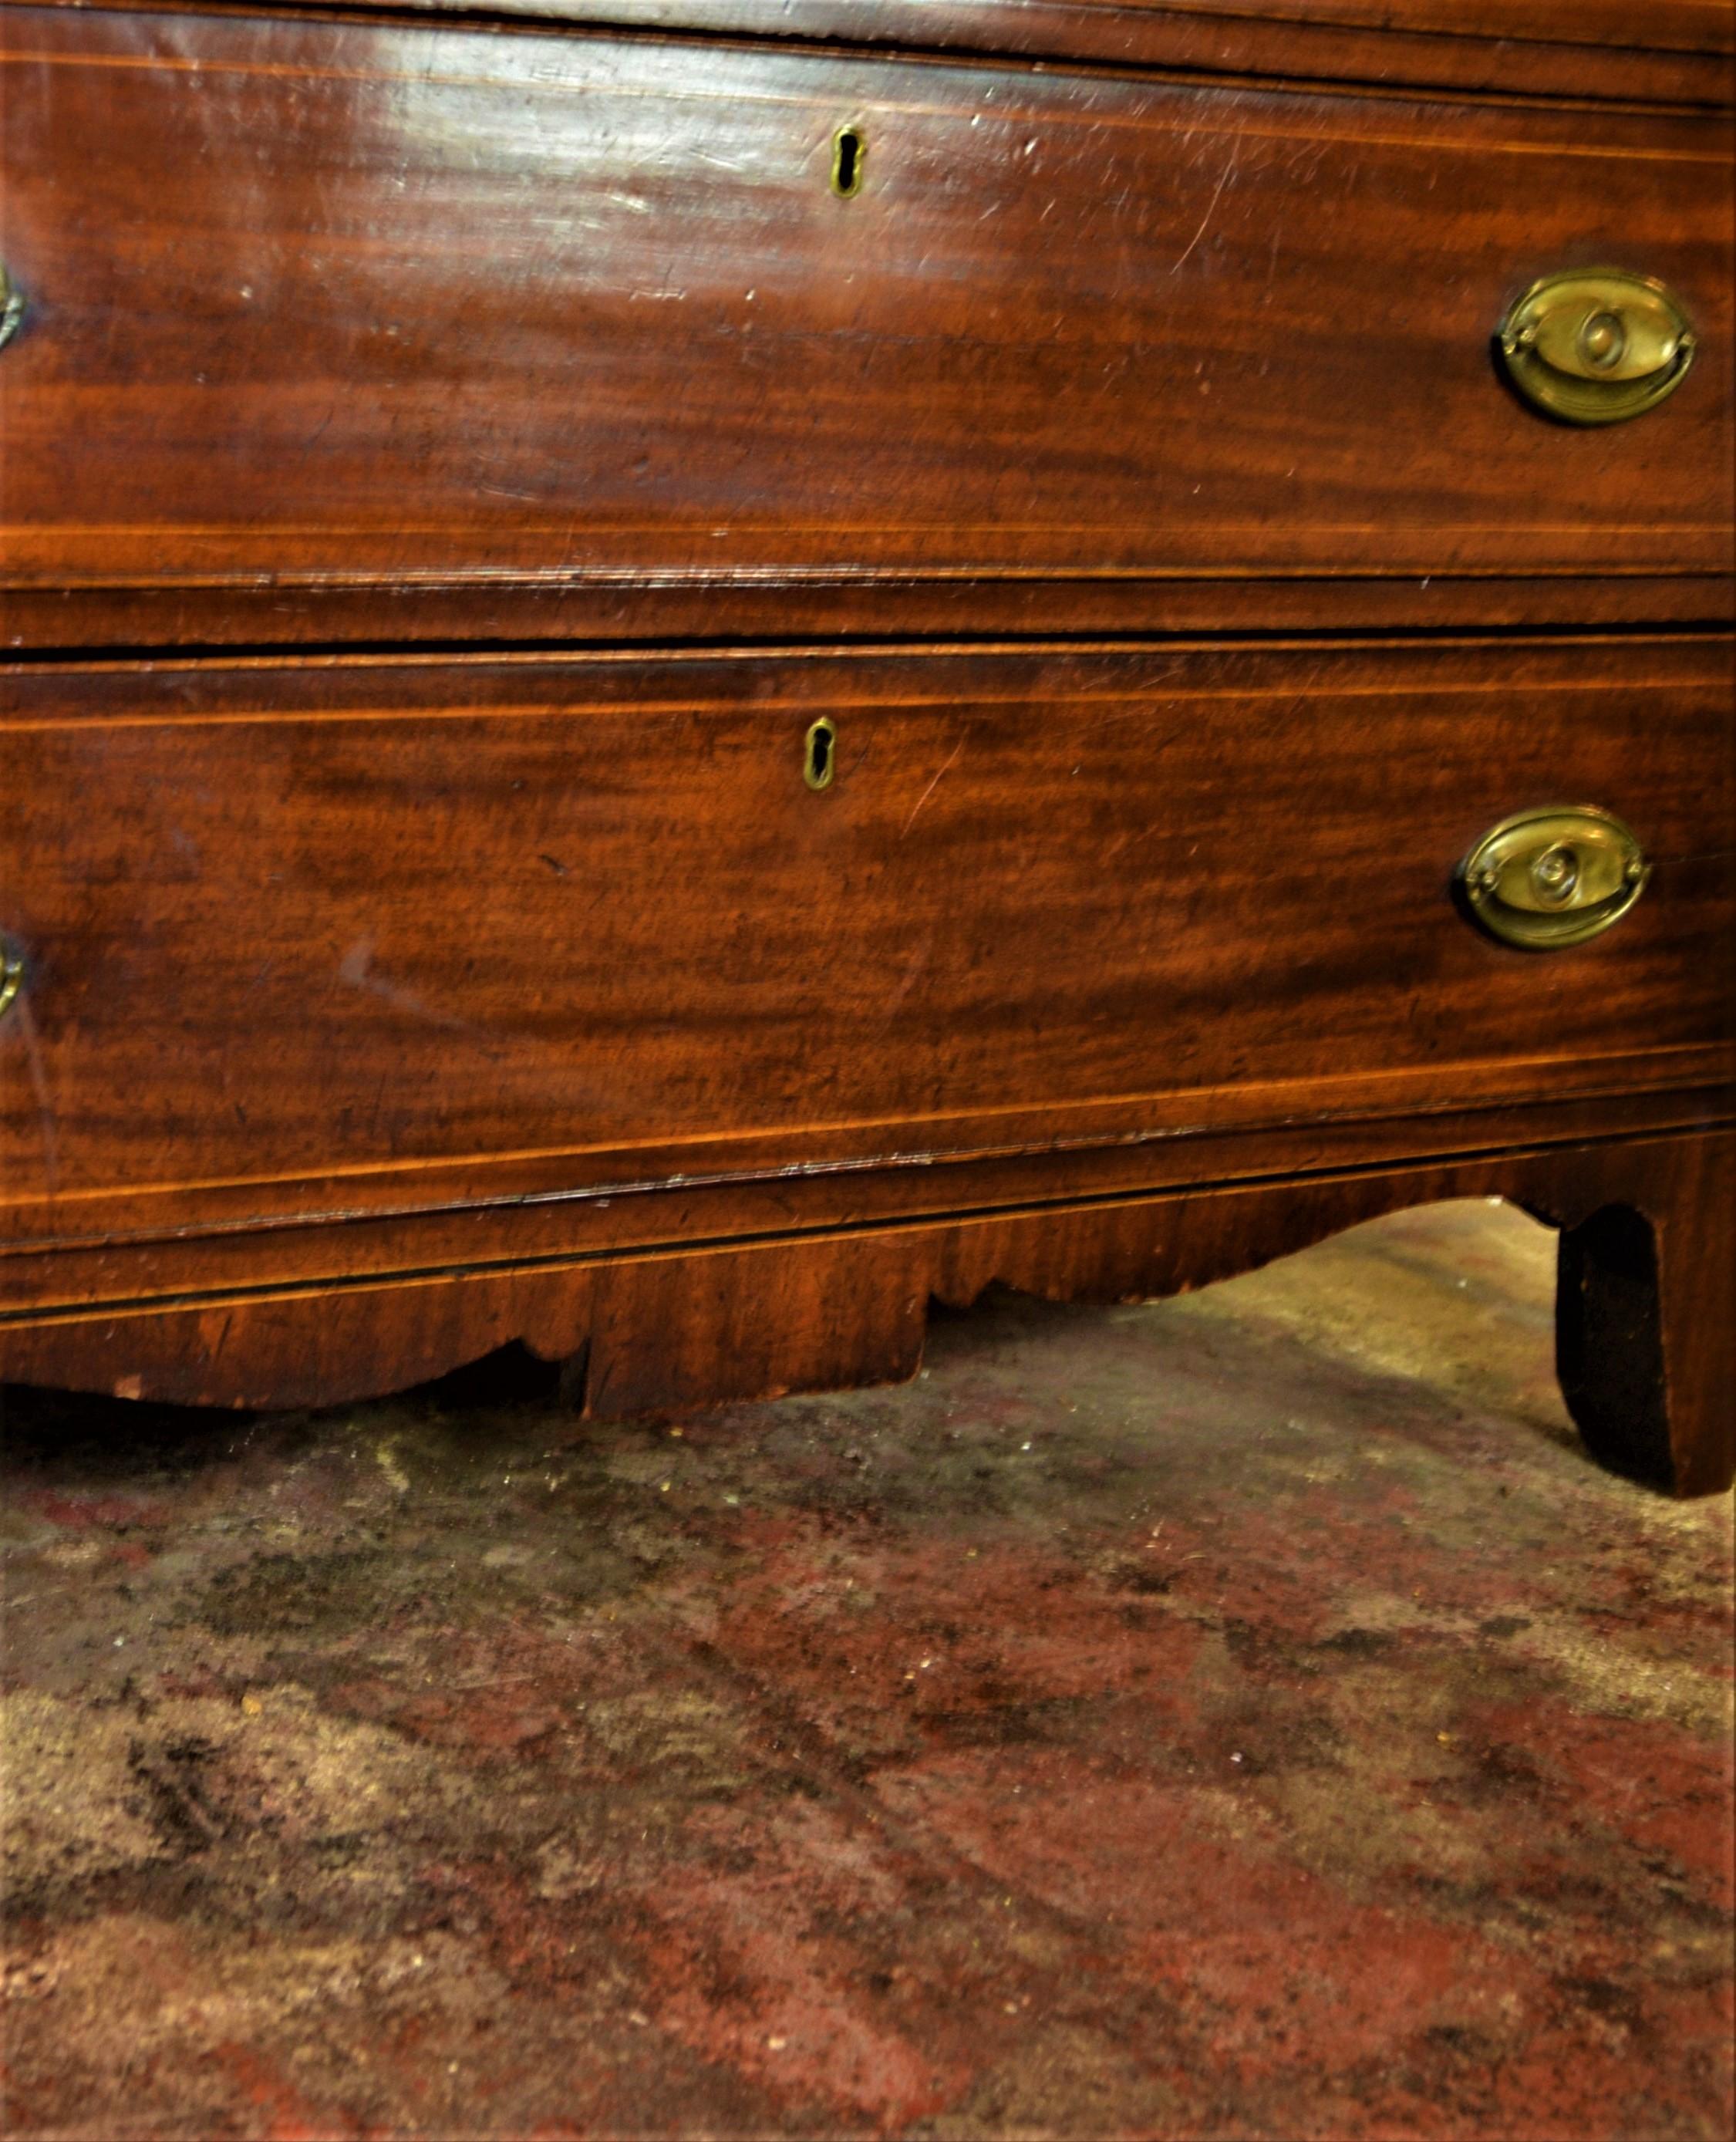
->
[1102,821,1163,864]
[339,936,472,1033]
[871,928,937,1040]
[1171,141,1239,273]
[900,739,965,838]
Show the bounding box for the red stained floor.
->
[2,1200,1731,2139]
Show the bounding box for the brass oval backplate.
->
[0,939,24,1024]
[1496,269,1694,425]
[1458,806,1650,951]
[0,263,25,353]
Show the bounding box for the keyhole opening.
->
[831,126,865,198]
[804,717,837,791]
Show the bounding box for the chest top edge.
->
[5,0,1733,110]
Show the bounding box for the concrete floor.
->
[2,1199,1731,2141]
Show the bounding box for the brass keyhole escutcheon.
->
[0,939,24,1024]
[1495,269,1695,425]
[804,716,837,791]
[830,125,866,198]
[0,263,25,353]
[1458,806,1649,951]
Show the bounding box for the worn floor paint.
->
[2,1200,1731,2140]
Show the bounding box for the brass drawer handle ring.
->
[1458,806,1650,951]
[1496,269,1694,425]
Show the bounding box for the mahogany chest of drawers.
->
[2,0,1731,1493]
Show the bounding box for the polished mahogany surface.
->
[0,4,1731,629]
[0,0,1731,1494]
[172,1,1736,106]
[1,637,1731,1207]
[0,1126,1729,1494]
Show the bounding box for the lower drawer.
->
[1,636,1731,1233]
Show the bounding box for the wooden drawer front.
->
[0,6,1730,606]
[0,639,1729,1210]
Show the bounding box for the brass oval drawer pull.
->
[0,263,25,353]
[0,939,24,1023]
[1459,806,1649,951]
[1496,269,1694,425]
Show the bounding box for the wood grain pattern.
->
[2,638,1729,1209]
[1,4,1730,647]
[0,1078,1725,1317]
[2,1128,1728,1494]
[1,1,1729,1498]
[222,0,1736,59]
[76,1,1734,110]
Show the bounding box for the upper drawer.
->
[132,4,1736,107]
[0,5,1731,631]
